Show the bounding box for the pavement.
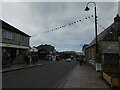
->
[1,60,112,88]
[58,63,111,88]
[1,60,46,73]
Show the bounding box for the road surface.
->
[2,60,77,88]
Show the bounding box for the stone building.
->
[83,14,120,66]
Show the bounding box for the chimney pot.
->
[114,14,120,22]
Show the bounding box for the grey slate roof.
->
[99,41,118,54]
[88,23,113,47]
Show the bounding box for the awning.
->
[0,43,29,49]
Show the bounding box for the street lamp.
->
[85,2,98,54]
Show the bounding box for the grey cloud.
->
[2,2,118,51]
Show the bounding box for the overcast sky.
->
[1,1,118,52]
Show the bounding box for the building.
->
[82,44,89,56]
[0,20,31,66]
[36,44,56,60]
[60,51,77,59]
[84,14,120,65]
[99,41,119,71]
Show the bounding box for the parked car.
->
[66,58,72,62]
[89,60,95,66]
[73,58,76,60]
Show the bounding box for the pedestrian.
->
[83,56,86,66]
[76,56,79,62]
[32,54,36,64]
[35,54,39,64]
[79,59,83,65]
[28,54,32,63]
[80,55,84,66]
[76,56,82,65]
[7,52,11,65]
[25,54,29,64]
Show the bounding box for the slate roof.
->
[87,15,120,48]
[88,23,113,47]
[99,41,118,54]
[0,19,31,37]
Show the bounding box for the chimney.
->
[114,14,120,22]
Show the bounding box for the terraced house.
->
[0,20,31,67]
[83,14,120,70]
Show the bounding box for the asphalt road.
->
[2,60,77,88]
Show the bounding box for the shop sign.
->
[6,44,10,47]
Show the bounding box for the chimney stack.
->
[114,14,120,22]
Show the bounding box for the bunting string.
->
[32,15,105,37]
[44,15,94,34]
[32,15,94,37]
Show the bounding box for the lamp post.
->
[85,2,102,71]
[85,2,98,54]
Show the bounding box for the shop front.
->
[1,43,29,67]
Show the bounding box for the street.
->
[2,60,77,88]
[1,2,120,89]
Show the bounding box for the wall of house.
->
[85,22,120,61]
[2,29,30,46]
[101,54,119,73]
[0,27,2,70]
[103,54,119,66]
[85,45,96,60]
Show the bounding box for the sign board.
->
[95,63,101,71]
[0,43,29,49]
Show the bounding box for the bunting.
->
[41,15,95,34]
[32,14,95,36]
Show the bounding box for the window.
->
[3,30,14,40]
[20,35,28,42]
